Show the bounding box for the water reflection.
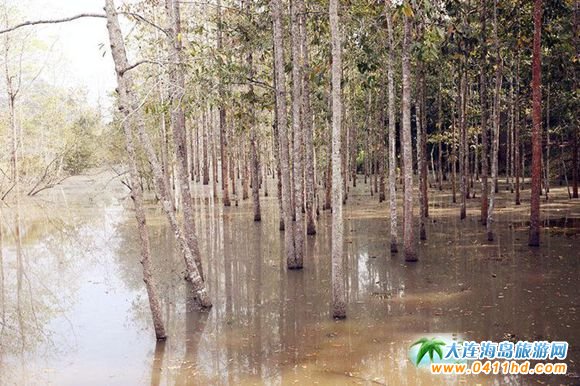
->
[0,179,578,385]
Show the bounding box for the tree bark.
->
[164,0,206,280]
[291,0,305,268]
[487,0,502,241]
[515,54,521,205]
[249,54,261,220]
[459,66,467,220]
[202,109,210,185]
[329,0,346,318]
[437,82,443,191]
[451,112,457,204]
[386,7,398,253]
[420,69,428,218]
[401,12,417,262]
[378,87,386,203]
[270,0,297,267]
[480,0,489,225]
[573,123,579,198]
[217,0,231,206]
[544,82,550,198]
[529,0,543,246]
[301,5,316,235]
[417,65,427,240]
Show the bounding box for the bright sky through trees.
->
[7,0,115,116]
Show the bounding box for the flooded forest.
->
[0,0,578,385]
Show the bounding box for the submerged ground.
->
[0,169,578,385]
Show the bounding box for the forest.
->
[0,0,578,385]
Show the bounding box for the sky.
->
[9,0,118,117]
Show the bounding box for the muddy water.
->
[0,171,578,385]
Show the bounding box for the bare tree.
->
[301,3,316,235]
[291,0,305,268]
[164,0,205,279]
[401,9,417,262]
[217,0,231,207]
[330,0,346,318]
[385,6,398,253]
[529,0,543,246]
[244,0,260,221]
[487,0,502,241]
[480,0,489,225]
[270,0,296,268]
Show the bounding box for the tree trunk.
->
[417,66,428,240]
[329,0,346,319]
[529,0,543,246]
[301,6,316,235]
[437,82,443,191]
[270,0,297,267]
[217,0,231,207]
[164,0,207,281]
[250,61,261,220]
[242,134,250,201]
[544,82,550,198]
[459,66,467,220]
[515,55,521,205]
[487,0,502,241]
[509,77,515,192]
[451,112,457,204]
[325,146,332,210]
[386,8,398,253]
[378,87,386,203]
[573,123,579,198]
[212,108,219,200]
[401,13,417,262]
[291,0,305,268]
[105,0,211,308]
[420,70,428,218]
[480,0,489,225]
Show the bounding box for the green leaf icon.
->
[411,337,447,365]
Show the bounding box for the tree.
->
[480,0,489,225]
[164,0,205,279]
[529,0,543,246]
[302,3,316,235]
[385,5,398,254]
[270,0,296,269]
[217,0,231,207]
[245,0,261,222]
[330,0,346,319]
[291,0,305,268]
[401,6,417,262]
[487,0,502,242]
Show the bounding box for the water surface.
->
[0,171,578,385]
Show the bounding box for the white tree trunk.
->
[330,0,346,319]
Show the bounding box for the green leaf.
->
[433,344,444,360]
[416,344,430,365]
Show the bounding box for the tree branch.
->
[0,13,107,35]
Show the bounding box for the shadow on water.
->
[0,174,578,385]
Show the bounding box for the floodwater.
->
[0,170,578,385]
